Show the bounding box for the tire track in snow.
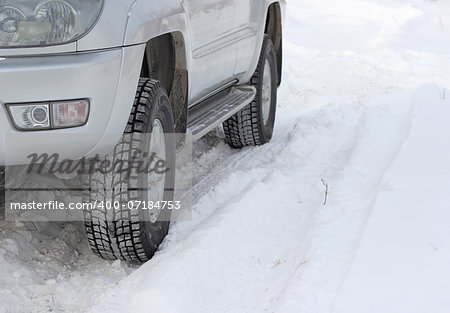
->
[167,100,365,244]
[272,93,415,313]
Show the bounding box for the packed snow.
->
[1,0,449,312]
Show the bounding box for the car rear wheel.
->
[223,35,278,149]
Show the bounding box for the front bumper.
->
[0,45,145,166]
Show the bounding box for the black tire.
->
[84,78,176,263]
[223,35,278,149]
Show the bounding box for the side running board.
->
[187,85,256,142]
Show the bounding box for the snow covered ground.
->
[333,87,450,313]
[1,0,450,312]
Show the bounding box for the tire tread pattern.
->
[84,79,169,263]
[223,36,277,149]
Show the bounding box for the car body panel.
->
[77,0,137,51]
[0,45,144,165]
[235,0,286,85]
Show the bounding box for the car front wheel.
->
[84,78,176,263]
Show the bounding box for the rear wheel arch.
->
[265,2,283,86]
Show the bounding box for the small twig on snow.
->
[429,242,438,251]
[271,259,287,268]
[321,179,329,206]
[295,260,309,271]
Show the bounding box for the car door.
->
[185,0,237,103]
[233,0,264,78]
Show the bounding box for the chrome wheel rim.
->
[147,119,166,223]
[261,59,272,125]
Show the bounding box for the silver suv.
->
[0,0,285,262]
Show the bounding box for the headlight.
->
[0,0,103,48]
